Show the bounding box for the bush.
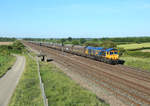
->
[100,41,117,48]
[12,40,25,53]
[80,38,87,44]
[0,40,25,54]
[92,38,99,42]
[67,37,72,42]
[60,39,66,46]
[0,45,11,55]
[117,48,126,56]
[72,40,79,45]
[84,41,100,47]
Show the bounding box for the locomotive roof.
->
[86,46,118,52]
[106,48,118,52]
[86,46,104,50]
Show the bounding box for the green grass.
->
[117,42,150,71]
[40,62,109,106]
[120,56,150,71]
[125,51,150,58]
[9,55,44,106]
[120,49,150,71]
[0,54,16,77]
[117,43,150,50]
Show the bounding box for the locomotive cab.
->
[105,49,119,60]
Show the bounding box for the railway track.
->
[24,41,150,106]
[73,56,150,84]
[66,53,150,83]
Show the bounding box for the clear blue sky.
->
[0,0,150,38]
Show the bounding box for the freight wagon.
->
[31,41,125,65]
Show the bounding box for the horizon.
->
[2,36,150,39]
[0,0,150,38]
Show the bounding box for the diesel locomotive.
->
[31,41,125,65]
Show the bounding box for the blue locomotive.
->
[36,42,125,65]
[85,46,124,64]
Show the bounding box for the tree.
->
[80,38,86,44]
[100,41,117,48]
[72,40,79,45]
[92,38,98,42]
[60,38,66,46]
[12,40,25,53]
[67,37,72,42]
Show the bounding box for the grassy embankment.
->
[0,44,17,77]
[40,62,109,106]
[0,40,26,77]
[9,55,44,106]
[0,54,16,77]
[118,43,150,71]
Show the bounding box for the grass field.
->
[0,55,16,77]
[141,49,150,52]
[117,43,150,50]
[0,42,13,45]
[120,56,150,72]
[117,42,150,71]
[40,62,109,106]
[9,55,44,106]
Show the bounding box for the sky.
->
[0,0,150,38]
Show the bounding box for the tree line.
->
[0,37,16,42]
[23,36,150,48]
[101,37,150,43]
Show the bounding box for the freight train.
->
[30,41,125,65]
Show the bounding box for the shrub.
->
[67,37,72,42]
[100,41,117,48]
[80,38,87,44]
[72,40,79,45]
[60,39,66,46]
[84,41,100,47]
[117,47,126,56]
[92,38,99,42]
[12,40,25,53]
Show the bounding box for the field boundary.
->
[127,47,150,51]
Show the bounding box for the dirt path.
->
[0,55,26,106]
